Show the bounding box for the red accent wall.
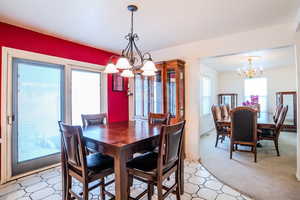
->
[0,22,129,124]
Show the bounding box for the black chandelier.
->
[104,5,157,77]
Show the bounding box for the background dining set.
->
[58,112,186,200]
[211,104,288,162]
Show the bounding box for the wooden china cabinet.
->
[276,91,297,132]
[218,93,238,109]
[149,59,185,124]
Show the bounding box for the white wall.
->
[151,22,297,162]
[218,65,297,114]
[199,64,218,135]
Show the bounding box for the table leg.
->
[114,150,128,200]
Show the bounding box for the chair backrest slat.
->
[230,107,257,143]
[81,113,107,127]
[275,105,288,134]
[211,105,222,130]
[220,104,230,119]
[273,104,283,123]
[148,113,170,125]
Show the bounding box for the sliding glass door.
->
[71,70,101,125]
[12,58,64,175]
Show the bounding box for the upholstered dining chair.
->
[211,105,230,147]
[58,121,114,200]
[259,105,288,156]
[81,113,107,127]
[220,104,230,119]
[273,104,283,123]
[126,121,186,200]
[230,107,258,162]
[148,112,171,125]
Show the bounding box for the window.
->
[202,76,212,115]
[71,70,101,125]
[244,78,267,112]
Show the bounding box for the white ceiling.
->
[0,0,299,53]
[201,46,295,72]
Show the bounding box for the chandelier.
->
[104,5,157,78]
[237,56,263,79]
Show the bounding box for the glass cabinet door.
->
[282,94,295,126]
[150,70,164,113]
[276,92,297,131]
[178,68,185,120]
[167,69,177,117]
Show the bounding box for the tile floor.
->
[0,161,253,200]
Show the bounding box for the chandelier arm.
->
[142,52,152,61]
[122,37,131,56]
[129,36,135,65]
[132,39,144,63]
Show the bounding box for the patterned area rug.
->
[0,161,253,200]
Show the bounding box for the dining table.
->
[61,120,184,200]
[217,112,276,129]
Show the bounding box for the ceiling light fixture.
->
[104,5,157,77]
[237,56,263,79]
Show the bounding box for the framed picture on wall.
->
[112,73,124,91]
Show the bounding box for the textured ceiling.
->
[0,0,299,53]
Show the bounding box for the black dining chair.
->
[58,121,115,200]
[126,121,186,200]
[230,107,258,162]
[148,112,171,125]
[81,113,108,127]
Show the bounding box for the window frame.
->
[202,76,212,116]
[244,77,268,112]
[0,47,107,184]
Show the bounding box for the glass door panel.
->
[12,58,63,175]
[71,70,101,125]
[150,71,163,113]
[167,69,176,117]
[283,94,294,126]
[134,74,143,117]
[143,77,149,117]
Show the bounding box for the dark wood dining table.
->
[217,112,276,129]
[61,120,184,200]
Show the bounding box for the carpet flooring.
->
[200,130,299,200]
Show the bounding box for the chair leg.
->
[157,181,164,200]
[230,143,233,159]
[215,133,219,147]
[83,182,89,200]
[127,174,131,199]
[274,139,280,156]
[254,145,257,163]
[66,174,72,200]
[100,178,105,200]
[175,171,181,200]
[147,181,154,200]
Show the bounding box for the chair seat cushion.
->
[87,153,114,174]
[127,152,158,172]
